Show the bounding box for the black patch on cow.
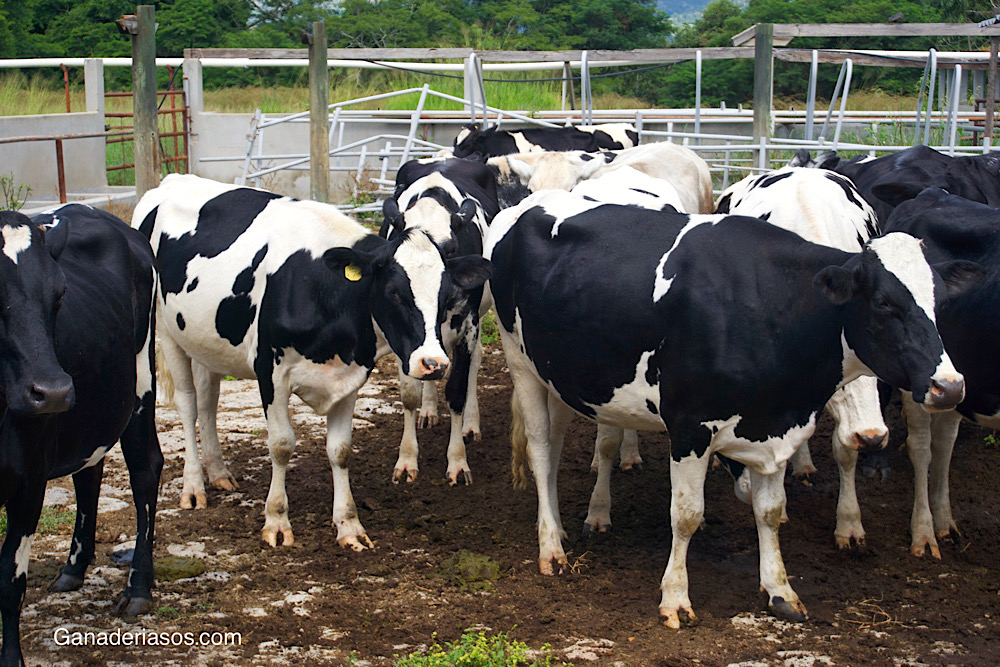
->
[646,399,658,415]
[176,312,185,330]
[137,206,158,240]
[583,195,598,202]
[631,188,657,198]
[216,294,256,346]
[758,171,794,189]
[233,245,268,294]
[156,188,281,297]
[758,211,771,221]
[186,277,199,292]
[580,153,594,161]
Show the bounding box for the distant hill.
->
[658,0,746,25]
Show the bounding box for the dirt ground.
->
[16,341,1000,666]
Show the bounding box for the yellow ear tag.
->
[344,263,362,282]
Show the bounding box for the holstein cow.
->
[134,174,490,550]
[452,122,638,159]
[716,166,886,548]
[486,189,970,626]
[0,205,160,666]
[380,156,500,484]
[486,141,715,213]
[883,187,998,558]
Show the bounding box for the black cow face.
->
[814,233,972,410]
[0,212,74,415]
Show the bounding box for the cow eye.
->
[872,296,893,313]
[387,287,402,304]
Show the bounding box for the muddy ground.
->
[16,341,1000,666]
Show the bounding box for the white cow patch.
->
[652,215,720,303]
[15,534,34,579]
[583,350,664,431]
[703,412,817,475]
[869,233,937,322]
[2,225,32,264]
[74,446,112,475]
[392,232,449,376]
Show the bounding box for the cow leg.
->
[929,410,963,540]
[49,460,104,592]
[261,383,296,548]
[902,393,939,558]
[750,465,807,622]
[444,326,477,485]
[659,447,711,629]
[504,329,568,575]
[393,357,421,484]
[619,429,643,471]
[585,424,623,535]
[114,396,164,621]
[788,442,817,477]
[418,373,439,428]
[0,481,45,667]
[460,337,483,441]
[193,362,237,492]
[160,336,206,510]
[831,439,865,549]
[326,391,373,551]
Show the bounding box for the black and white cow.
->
[791,146,1000,223]
[716,166,886,548]
[486,141,715,213]
[883,187,999,558]
[380,157,499,484]
[0,205,160,666]
[134,174,490,550]
[487,190,971,626]
[452,122,638,159]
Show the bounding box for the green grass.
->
[392,629,569,667]
[0,506,76,539]
[481,310,500,347]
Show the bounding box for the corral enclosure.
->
[5,28,1000,666]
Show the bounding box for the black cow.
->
[0,205,160,666]
[883,187,999,558]
[452,122,638,159]
[486,189,972,627]
[381,157,498,485]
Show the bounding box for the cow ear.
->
[813,265,857,305]
[324,247,373,282]
[871,179,923,208]
[382,198,405,236]
[451,199,477,232]
[39,220,69,260]
[446,255,492,290]
[787,149,813,168]
[934,259,986,299]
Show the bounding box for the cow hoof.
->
[180,492,207,510]
[114,594,154,622]
[936,524,961,541]
[392,467,418,484]
[417,413,438,429]
[210,474,239,492]
[769,597,808,623]
[261,526,295,548]
[337,534,374,552]
[49,571,85,592]
[835,535,867,550]
[911,539,942,560]
[620,460,643,472]
[538,555,568,576]
[462,429,482,443]
[660,607,698,629]
[582,521,609,538]
[447,468,472,486]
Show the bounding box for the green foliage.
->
[984,430,999,449]
[0,171,31,210]
[481,310,500,347]
[0,506,76,538]
[393,629,568,667]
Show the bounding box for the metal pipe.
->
[832,59,853,147]
[923,49,938,144]
[948,64,963,154]
[695,50,702,144]
[805,50,818,140]
[55,139,66,203]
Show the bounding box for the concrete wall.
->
[1,112,108,199]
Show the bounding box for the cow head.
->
[453,123,491,159]
[813,232,981,412]
[506,151,607,193]
[358,229,491,379]
[0,211,74,415]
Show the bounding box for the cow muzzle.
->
[853,430,887,452]
[924,376,965,412]
[23,376,75,415]
[417,357,449,380]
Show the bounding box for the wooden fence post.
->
[122,5,160,199]
[752,23,774,170]
[987,37,998,145]
[308,21,330,203]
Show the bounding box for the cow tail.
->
[156,344,176,408]
[510,389,529,490]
